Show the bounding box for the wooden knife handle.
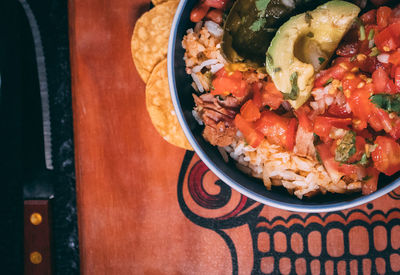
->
[24,200,52,275]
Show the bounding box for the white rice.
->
[224,134,361,199]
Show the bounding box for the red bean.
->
[204,0,229,10]
[360,9,376,25]
[370,0,390,7]
[336,41,360,57]
[205,9,223,24]
[190,1,210,23]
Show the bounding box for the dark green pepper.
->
[221,0,327,66]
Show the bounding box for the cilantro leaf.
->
[284,72,299,100]
[249,18,267,32]
[362,175,372,181]
[370,94,400,113]
[266,53,274,69]
[316,151,322,164]
[324,77,333,87]
[313,133,321,146]
[318,57,325,64]
[255,0,271,12]
[352,153,369,166]
[335,131,356,163]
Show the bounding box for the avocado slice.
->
[266,1,360,109]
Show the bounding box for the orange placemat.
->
[69,1,400,274]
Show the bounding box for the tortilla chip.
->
[151,0,176,6]
[146,59,193,150]
[131,1,178,83]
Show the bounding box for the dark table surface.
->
[1,0,79,274]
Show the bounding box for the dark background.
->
[0,0,79,274]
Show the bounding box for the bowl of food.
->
[168,0,400,212]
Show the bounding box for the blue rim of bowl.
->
[167,0,400,213]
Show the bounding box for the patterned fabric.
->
[178,151,400,274]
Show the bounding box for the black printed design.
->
[389,189,400,200]
[178,151,400,275]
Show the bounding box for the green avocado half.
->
[266,1,360,109]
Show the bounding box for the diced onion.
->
[194,22,203,33]
[345,103,352,113]
[282,101,291,111]
[191,73,204,93]
[192,59,219,73]
[325,96,334,106]
[218,147,229,163]
[192,110,203,125]
[368,39,374,49]
[281,0,295,8]
[210,63,224,73]
[310,101,319,110]
[204,21,223,38]
[377,53,389,64]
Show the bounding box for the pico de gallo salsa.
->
[188,0,400,196]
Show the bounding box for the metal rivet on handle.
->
[30,212,42,225]
[30,251,42,264]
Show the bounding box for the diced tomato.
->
[368,107,393,133]
[375,29,398,52]
[204,0,230,10]
[328,103,352,118]
[375,23,400,52]
[314,61,353,87]
[372,136,400,176]
[390,6,400,24]
[240,100,261,122]
[360,9,377,25]
[372,67,390,93]
[389,49,400,66]
[254,110,298,150]
[314,116,352,141]
[342,74,363,92]
[317,143,366,181]
[386,78,398,94]
[211,70,249,97]
[251,82,263,109]
[395,66,400,91]
[295,106,313,132]
[214,67,227,78]
[347,85,374,130]
[314,61,354,87]
[286,118,298,151]
[261,81,283,110]
[316,143,343,182]
[368,110,383,132]
[388,22,400,39]
[377,6,392,30]
[390,116,400,140]
[348,136,367,163]
[362,167,380,195]
[376,61,393,76]
[234,114,264,148]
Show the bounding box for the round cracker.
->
[146,59,193,150]
[131,1,178,83]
